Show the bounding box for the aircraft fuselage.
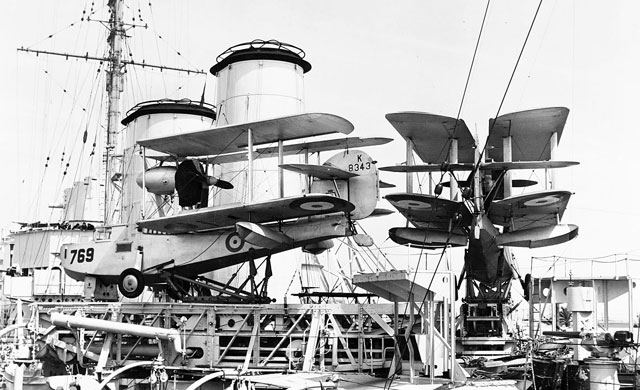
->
[60,214,351,285]
[465,214,514,286]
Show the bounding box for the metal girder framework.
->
[27,302,412,373]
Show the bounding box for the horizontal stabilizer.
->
[138,112,354,157]
[302,239,334,255]
[379,180,396,188]
[369,208,395,218]
[280,164,357,180]
[236,222,293,249]
[389,227,468,248]
[496,224,578,248]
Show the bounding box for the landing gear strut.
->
[161,255,274,303]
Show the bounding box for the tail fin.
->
[310,150,379,219]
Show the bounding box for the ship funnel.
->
[120,99,217,225]
[211,39,311,125]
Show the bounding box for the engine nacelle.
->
[135,166,177,195]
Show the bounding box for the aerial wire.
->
[470,0,545,181]
[454,0,491,125]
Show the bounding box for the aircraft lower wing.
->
[389,227,468,248]
[488,190,572,231]
[496,224,578,248]
[380,163,473,173]
[380,160,577,173]
[137,194,355,234]
[385,193,470,231]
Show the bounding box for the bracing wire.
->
[472,0,545,178]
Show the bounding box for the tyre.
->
[118,268,145,298]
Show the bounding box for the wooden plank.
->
[302,310,322,371]
[362,306,395,337]
[327,313,357,366]
[259,309,310,367]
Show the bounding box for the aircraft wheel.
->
[118,268,145,298]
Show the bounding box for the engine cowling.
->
[135,166,176,195]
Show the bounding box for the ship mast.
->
[17,0,206,225]
[104,0,125,224]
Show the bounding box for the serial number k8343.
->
[348,162,371,172]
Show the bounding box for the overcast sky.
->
[1,1,639,283]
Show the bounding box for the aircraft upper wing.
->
[137,113,354,157]
[488,190,572,231]
[385,112,476,164]
[385,193,469,232]
[487,107,569,162]
[137,194,355,234]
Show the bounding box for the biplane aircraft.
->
[379,107,578,337]
[60,111,390,300]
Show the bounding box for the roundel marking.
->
[291,197,341,213]
[395,199,432,210]
[225,233,244,252]
[523,195,563,207]
[298,201,336,211]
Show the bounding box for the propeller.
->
[208,177,234,190]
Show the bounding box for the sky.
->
[1,0,640,287]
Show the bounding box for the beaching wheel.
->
[118,268,145,298]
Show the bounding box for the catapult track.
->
[21,301,440,374]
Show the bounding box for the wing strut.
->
[278,140,284,197]
[406,138,414,193]
[248,128,254,202]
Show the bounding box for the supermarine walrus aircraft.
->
[60,103,391,301]
[380,107,578,333]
